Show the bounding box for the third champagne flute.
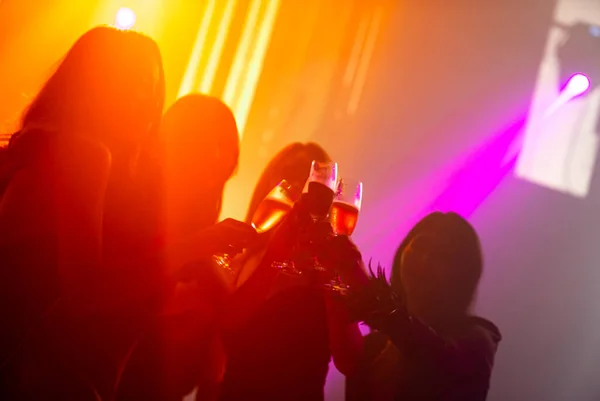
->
[325,178,363,294]
[330,178,363,236]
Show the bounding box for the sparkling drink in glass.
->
[214,181,295,272]
[330,179,363,236]
[330,202,359,236]
[324,178,363,294]
[251,180,295,233]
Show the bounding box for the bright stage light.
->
[563,73,591,98]
[542,73,591,118]
[115,7,136,30]
[557,22,600,95]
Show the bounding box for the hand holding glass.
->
[214,180,295,272]
[271,161,338,275]
[302,161,338,220]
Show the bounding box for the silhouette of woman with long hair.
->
[218,142,365,401]
[345,212,501,401]
[0,26,165,401]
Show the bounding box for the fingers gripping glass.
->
[302,161,338,220]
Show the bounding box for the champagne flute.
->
[251,180,303,275]
[324,178,363,294]
[272,161,338,275]
[302,161,338,221]
[331,178,362,236]
[214,180,295,272]
[251,180,295,233]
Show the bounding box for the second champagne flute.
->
[303,161,338,220]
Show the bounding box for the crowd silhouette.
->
[0,26,501,401]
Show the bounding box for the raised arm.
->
[321,235,371,376]
[349,268,500,382]
[372,308,499,380]
[325,295,364,376]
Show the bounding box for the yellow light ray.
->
[347,6,383,116]
[222,0,264,111]
[234,0,281,136]
[198,0,238,94]
[343,13,370,87]
[177,0,217,98]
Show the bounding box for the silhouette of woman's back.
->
[218,143,332,401]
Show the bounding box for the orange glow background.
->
[6,3,587,401]
[0,0,388,221]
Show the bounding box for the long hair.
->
[19,26,165,151]
[391,211,483,314]
[245,142,331,224]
